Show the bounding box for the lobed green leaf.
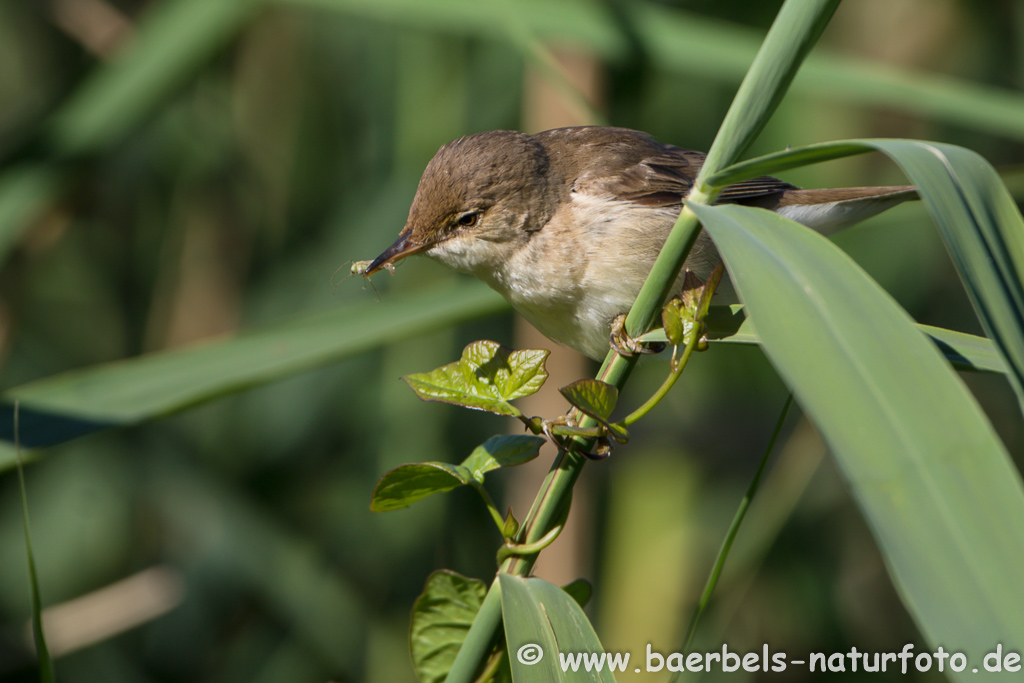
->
[403,341,549,417]
[403,370,521,417]
[462,342,551,401]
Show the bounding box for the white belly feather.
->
[486,193,695,359]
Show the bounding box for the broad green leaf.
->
[689,201,1024,681]
[499,574,615,682]
[410,571,489,683]
[461,435,546,482]
[403,341,549,417]
[641,306,1008,374]
[558,380,618,423]
[918,324,1009,374]
[370,463,473,512]
[708,139,1024,409]
[0,282,506,454]
[868,140,1024,410]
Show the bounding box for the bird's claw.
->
[540,415,575,443]
[538,415,611,459]
[609,314,666,357]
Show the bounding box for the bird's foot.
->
[609,314,666,357]
[540,415,575,443]
[535,415,614,459]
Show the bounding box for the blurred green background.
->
[0,0,1022,681]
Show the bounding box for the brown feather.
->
[533,127,797,208]
[774,186,918,207]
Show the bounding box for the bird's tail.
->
[774,185,918,234]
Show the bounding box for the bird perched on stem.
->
[364,126,916,360]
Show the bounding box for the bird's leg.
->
[609,314,667,357]
[540,414,574,444]
[533,414,615,459]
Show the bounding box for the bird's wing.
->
[578,144,797,208]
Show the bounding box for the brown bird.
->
[365,126,916,360]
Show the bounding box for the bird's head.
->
[364,130,560,278]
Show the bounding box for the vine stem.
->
[621,329,699,429]
[469,481,509,535]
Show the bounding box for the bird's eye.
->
[457,211,480,227]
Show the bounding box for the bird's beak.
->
[363,232,426,275]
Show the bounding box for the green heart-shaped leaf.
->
[461,434,546,482]
[411,570,488,683]
[371,434,546,512]
[370,462,472,512]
